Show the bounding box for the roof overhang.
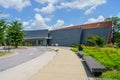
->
[24,37,52,40]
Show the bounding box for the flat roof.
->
[24,29,48,39]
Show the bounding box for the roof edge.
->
[55,20,112,31]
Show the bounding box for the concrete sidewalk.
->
[29,47,88,80]
[0,50,57,80]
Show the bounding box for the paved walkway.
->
[28,47,88,80]
[0,50,57,80]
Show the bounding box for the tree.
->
[105,17,120,44]
[0,19,7,45]
[115,32,120,48]
[7,20,24,48]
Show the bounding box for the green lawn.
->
[71,46,120,79]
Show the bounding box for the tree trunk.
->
[15,43,18,48]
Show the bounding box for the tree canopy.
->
[105,17,120,47]
[7,20,24,48]
[0,19,24,48]
[0,19,7,45]
[105,17,120,32]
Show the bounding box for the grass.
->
[0,52,13,57]
[10,46,27,49]
[71,46,120,79]
[83,46,120,70]
[0,46,26,57]
[71,47,78,52]
[101,71,120,80]
[16,46,27,49]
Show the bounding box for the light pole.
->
[78,28,83,51]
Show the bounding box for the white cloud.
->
[85,6,96,15]
[44,17,51,22]
[49,23,74,30]
[34,3,55,14]
[49,20,64,30]
[35,0,106,15]
[23,13,66,30]
[57,0,106,15]
[85,15,105,23]
[35,0,58,4]
[0,0,31,11]
[23,20,32,27]
[34,8,41,12]
[23,13,51,30]
[40,3,55,14]
[34,0,57,14]
[0,13,10,18]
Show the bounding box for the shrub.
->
[83,47,120,70]
[71,46,120,79]
[71,45,120,70]
[26,42,32,46]
[87,34,105,47]
[70,44,80,48]
[70,44,83,51]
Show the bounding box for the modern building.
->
[24,29,51,46]
[24,21,112,46]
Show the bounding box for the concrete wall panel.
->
[81,27,111,44]
[49,28,82,46]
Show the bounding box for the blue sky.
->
[0,0,120,30]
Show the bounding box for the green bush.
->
[71,44,83,51]
[87,34,105,47]
[70,44,80,48]
[26,42,32,46]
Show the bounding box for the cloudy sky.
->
[0,0,120,30]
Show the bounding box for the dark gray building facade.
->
[24,21,112,46]
[24,29,50,46]
[81,27,111,44]
[49,28,82,46]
